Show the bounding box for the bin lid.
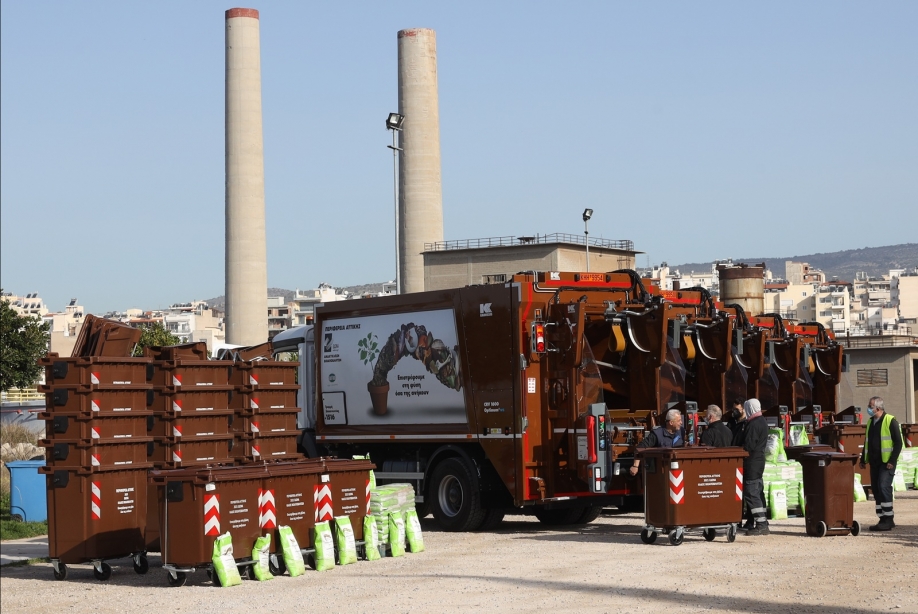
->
[801,451,859,461]
[264,459,328,477]
[5,460,47,468]
[815,423,866,434]
[150,464,271,484]
[636,446,749,460]
[323,457,377,472]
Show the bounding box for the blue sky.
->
[2,1,916,314]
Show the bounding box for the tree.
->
[0,289,51,392]
[132,322,181,357]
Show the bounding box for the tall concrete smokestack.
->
[225,8,268,345]
[397,28,443,294]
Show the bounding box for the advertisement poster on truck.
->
[320,309,466,425]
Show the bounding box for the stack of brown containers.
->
[38,316,152,581]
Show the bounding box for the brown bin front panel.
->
[42,356,150,387]
[234,432,301,462]
[149,386,234,415]
[800,452,858,535]
[150,435,235,467]
[324,458,376,540]
[44,467,148,563]
[42,437,153,469]
[147,411,234,439]
[784,444,833,462]
[639,447,747,529]
[263,460,327,551]
[42,411,152,440]
[232,362,298,388]
[902,424,918,448]
[148,360,233,387]
[155,467,266,567]
[232,386,300,412]
[233,408,299,435]
[42,385,152,414]
[816,424,869,486]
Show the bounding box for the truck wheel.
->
[576,505,604,524]
[534,507,583,526]
[415,500,431,519]
[429,457,486,531]
[477,509,505,531]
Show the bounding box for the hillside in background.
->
[669,243,917,281]
[204,283,387,311]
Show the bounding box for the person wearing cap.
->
[859,396,903,531]
[735,398,769,535]
[629,409,685,476]
[700,405,733,447]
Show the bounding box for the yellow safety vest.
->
[864,413,895,464]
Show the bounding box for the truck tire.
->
[477,508,505,531]
[576,505,604,524]
[534,506,583,526]
[429,457,486,532]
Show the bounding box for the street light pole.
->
[582,208,593,272]
[386,113,405,294]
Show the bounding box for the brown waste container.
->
[230,386,300,412]
[233,432,301,463]
[147,410,234,439]
[231,362,298,388]
[146,360,234,387]
[902,424,918,448]
[151,465,268,569]
[42,411,152,440]
[784,444,833,462]
[42,356,151,387]
[815,423,869,487]
[232,407,300,435]
[41,384,153,414]
[323,457,376,541]
[261,460,328,555]
[143,342,208,361]
[41,437,153,469]
[41,465,150,579]
[637,446,748,545]
[148,386,234,415]
[800,451,860,537]
[149,435,235,468]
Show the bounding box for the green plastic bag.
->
[405,508,425,553]
[278,525,306,577]
[388,512,406,557]
[914,466,918,489]
[768,481,788,520]
[313,521,336,571]
[211,532,242,587]
[250,534,273,581]
[353,455,376,489]
[335,517,358,565]
[854,474,867,502]
[797,481,805,515]
[765,428,786,463]
[788,425,809,446]
[893,468,907,492]
[363,515,381,561]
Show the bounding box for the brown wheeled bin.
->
[902,424,918,448]
[41,383,153,414]
[41,437,153,469]
[147,410,234,439]
[261,459,328,574]
[151,465,268,586]
[799,451,860,537]
[231,361,298,388]
[148,434,235,468]
[41,355,150,387]
[41,410,153,440]
[146,360,234,388]
[40,465,151,581]
[638,447,748,546]
[232,431,301,463]
[324,458,376,541]
[784,444,833,462]
[815,423,869,488]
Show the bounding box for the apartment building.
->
[3,292,50,318]
[42,298,87,356]
[292,284,347,326]
[162,301,223,349]
[766,283,815,321]
[814,283,851,334]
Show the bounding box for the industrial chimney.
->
[225,8,268,345]
[397,28,444,294]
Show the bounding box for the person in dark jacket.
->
[700,405,733,447]
[725,399,746,441]
[859,396,903,531]
[735,398,769,535]
[629,409,685,476]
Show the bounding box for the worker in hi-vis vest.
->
[859,396,903,531]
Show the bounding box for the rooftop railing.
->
[424,233,634,252]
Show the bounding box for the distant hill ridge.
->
[668,243,917,281]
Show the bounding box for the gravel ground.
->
[2,491,916,614]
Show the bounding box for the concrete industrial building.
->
[397,28,444,294]
[839,336,918,424]
[422,234,637,291]
[224,7,269,345]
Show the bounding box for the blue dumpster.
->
[5,460,47,522]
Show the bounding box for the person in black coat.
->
[700,405,733,447]
[735,398,770,535]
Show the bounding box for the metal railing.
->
[1,388,44,403]
[425,233,634,252]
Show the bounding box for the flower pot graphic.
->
[368,381,390,416]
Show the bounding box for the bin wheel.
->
[167,572,187,587]
[669,530,685,546]
[53,563,68,581]
[640,529,657,544]
[93,562,112,581]
[851,520,860,536]
[133,555,149,575]
[727,524,737,543]
[269,556,286,576]
[703,528,716,541]
[816,521,827,538]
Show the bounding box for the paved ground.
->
[0,536,47,566]
[1,491,916,613]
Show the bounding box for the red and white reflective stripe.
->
[366,479,371,515]
[91,399,102,412]
[736,468,744,501]
[91,481,101,520]
[91,372,101,385]
[252,445,261,457]
[251,422,260,433]
[172,374,182,386]
[669,470,685,504]
[172,400,183,412]
[91,427,101,439]
[91,453,102,467]
[172,450,182,463]
[204,494,220,536]
[314,484,333,522]
[838,438,845,453]
[250,398,260,410]
[259,489,276,529]
[249,374,259,386]
[172,425,183,437]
